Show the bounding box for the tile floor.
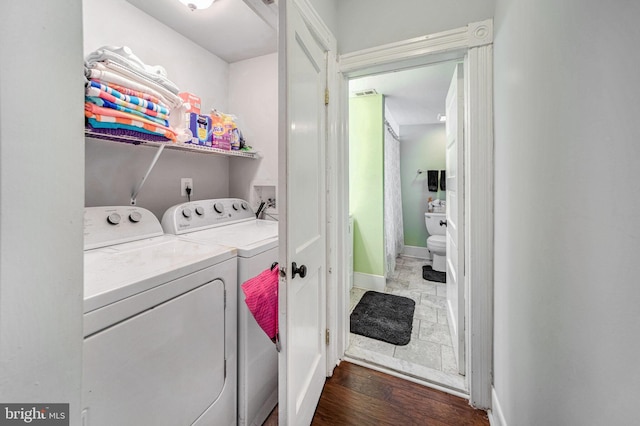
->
[345,255,467,393]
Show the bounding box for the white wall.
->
[228,53,278,216]
[308,0,339,38]
[83,0,231,218]
[84,140,229,219]
[493,0,640,424]
[337,0,495,54]
[83,0,229,112]
[399,124,446,249]
[0,1,84,423]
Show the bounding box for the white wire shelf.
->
[84,128,259,159]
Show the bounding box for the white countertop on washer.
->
[178,219,278,258]
[84,235,235,313]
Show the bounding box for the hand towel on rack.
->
[241,266,279,344]
[427,170,439,192]
[440,170,446,191]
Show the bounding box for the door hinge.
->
[324,88,329,106]
[325,329,330,345]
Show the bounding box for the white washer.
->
[83,206,237,426]
[162,198,278,426]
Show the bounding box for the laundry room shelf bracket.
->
[131,144,165,205]
[84,128,259,205]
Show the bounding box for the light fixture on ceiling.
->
[437,114,447,122]
[178,0,215,11]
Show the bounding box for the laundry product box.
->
[210,113,231,150]
[186,113,212,146]
[179,92,202,114]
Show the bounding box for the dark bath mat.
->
[423,265,446,283]
[350,291,415,346]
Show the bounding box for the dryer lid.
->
[83,235,235,313]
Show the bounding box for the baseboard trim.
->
[488,387,507,426]
[353,272,386,291]
[403,245,430,259]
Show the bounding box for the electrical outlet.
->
[181,178,193,197]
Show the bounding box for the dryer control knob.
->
[232,202,240,211]
[182,208,192,218]
[241,202,248,210]
[129,211,142,223]
[195,206,205,216]
[107,213,121,225]
[214,203,224,214]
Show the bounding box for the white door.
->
[278,0,327,424]
[445,63,465,375]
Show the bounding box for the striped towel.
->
[85,103,177,141]
[86,96,169,127]
[91,79,166,108]
[87,81,169,116]
[86,86,169,121]
[86,62,182,108]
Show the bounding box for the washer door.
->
[82,280,225,426]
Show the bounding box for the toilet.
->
[425,212,447,272]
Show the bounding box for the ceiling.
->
[349,61,459,127]
[125,0,455,127]
[126,0,278,63]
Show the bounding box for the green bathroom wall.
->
[349,94,385,277]
[400,124,446,248]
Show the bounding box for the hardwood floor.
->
[263,361,489,425]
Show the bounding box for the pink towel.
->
[242,266,279,344]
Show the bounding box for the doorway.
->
[332,20,494,409]
[345,61,467,394]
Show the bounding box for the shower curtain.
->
[384,121,404,276]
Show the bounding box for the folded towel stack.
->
[84,46,186,142]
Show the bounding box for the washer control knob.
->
[129,211,142,223]
[182,208,192,218]
[107,213,121,225]
[232,202,240,211]
[241,202,248,210]
[195,206,205,216]
[214,203,224,214]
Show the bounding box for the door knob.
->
[440,220,447,227]
[292,262,307,279]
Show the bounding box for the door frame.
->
[330,19,494,409]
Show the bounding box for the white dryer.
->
[162,198,278,426]
[83,206,237,426]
